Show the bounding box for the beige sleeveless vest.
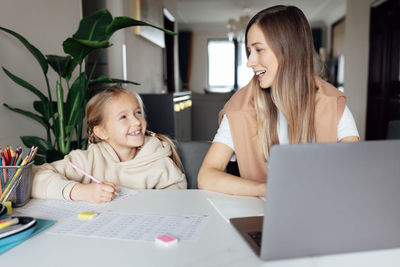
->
[219,76,346,182]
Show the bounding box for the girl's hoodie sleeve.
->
[31,148,95,200]
[154,157,187,189]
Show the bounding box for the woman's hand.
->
[70,182,118,204]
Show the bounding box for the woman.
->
[198,5,359,196]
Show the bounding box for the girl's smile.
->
[94,92,147,161]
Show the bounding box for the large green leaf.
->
[46,55,77,81]
[45,149,65,162]
[20,136,53,155]
[31,154,46,165]
[63,38,95,64]
[63,9,114,63]
[70,139,88,150]
[89,76,140,86]
[74,39,111,48]
[56,81,67,153]
[0,26,48,74]
[2,67,50,118]
[63,38,110,64]
[3,103,49,130]
[33,101,46,117]
[72,9,113,41]
[106,16,176,40]
[65,73,86,135]
[33,101,57,118]
[52,115,60,145]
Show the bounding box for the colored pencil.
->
[15,152,23,166]
[68,161,102,184]
[0,155,29,203]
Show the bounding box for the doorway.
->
[366,0,400,140]
[163,8,176,93]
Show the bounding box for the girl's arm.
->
[198,142,266,197]
[70,182,117,204]
[32,155,85,200]
[154,157,188,189]
[32,149,116,203]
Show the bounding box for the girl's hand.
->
[70,182,118,204]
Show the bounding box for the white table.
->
[2,190,400,267]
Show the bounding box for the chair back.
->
[177,141,211,189]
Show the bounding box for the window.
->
[207,39,253,92]
[208,40,235,91]
[238,42,254,88]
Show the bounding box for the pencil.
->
[0,217,19,229]
[29,147,38,162]
[1,156,6,190]
[68,161,102,184]
[4,147,9,166]
[0,155,29,203]
[15,152,23,166]
[0,152,3,194]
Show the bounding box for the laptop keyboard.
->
[248,231,262,248]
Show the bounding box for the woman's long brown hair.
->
[245,5,317,161]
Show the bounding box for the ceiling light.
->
[227,8,251,43]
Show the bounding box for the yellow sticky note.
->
[4,201,12,215]
[78,212,97,220]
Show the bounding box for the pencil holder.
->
[0,161,34,207]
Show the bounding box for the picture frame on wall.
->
[133,0,165,48]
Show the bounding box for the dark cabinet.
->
[140,92,192,141]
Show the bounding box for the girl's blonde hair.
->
[85,85,182,170]
[245,5,317,161]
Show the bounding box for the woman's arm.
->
[339,136,359,142]
[338,106,359,142]
[198,142,266,196]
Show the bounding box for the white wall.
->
[107,0,178,94]
[343,0,374,140]
[0,0,82,146]
[188,25,228,94]
[0,0,176,147]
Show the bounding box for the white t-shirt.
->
[213,105,359,161]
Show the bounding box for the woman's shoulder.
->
[315,76,346,98]
[223,79,255,112]
[314,76,347,121]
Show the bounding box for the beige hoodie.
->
[32,136,187,200]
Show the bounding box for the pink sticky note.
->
[155,234,178,247]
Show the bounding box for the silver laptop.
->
[230,140,400,261]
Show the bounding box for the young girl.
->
[198,5,359,197]
[32,86,187,203]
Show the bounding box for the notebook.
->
[230,140,400,261]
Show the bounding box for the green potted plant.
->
[0,9,174,164]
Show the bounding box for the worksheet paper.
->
[48,211,209,242]
[17,187,138,221]
[17,188,209,242]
